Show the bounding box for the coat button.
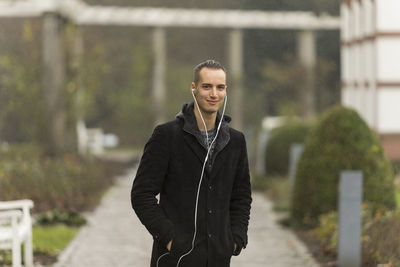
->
[208,233,212,238]
[208,185,212,190]
[208,209,212,214]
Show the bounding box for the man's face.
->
[192,68,227,115]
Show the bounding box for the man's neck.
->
[193,107,217,131]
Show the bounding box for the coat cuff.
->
[154,227,174,249]
[232,234,245,256]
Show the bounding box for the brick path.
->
[53,167,319,267]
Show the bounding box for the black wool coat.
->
[131,103,252,267]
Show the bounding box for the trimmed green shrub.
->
[291,105,396,225]
[265,122,311,176]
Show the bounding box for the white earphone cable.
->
[175,91,227,267]
[192,90,209,149]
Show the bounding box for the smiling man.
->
[131,59,252,267]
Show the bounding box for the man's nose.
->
[210,87,217,97]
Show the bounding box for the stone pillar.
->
[71,26,87,155]
[255,129,268,176]
[229,29,244,131]
[297,30,316,119]
[42,13,66,155]
[288,143,304,191]
[338,171,363,267]
[152,27,166,126]
[72,26,84,121]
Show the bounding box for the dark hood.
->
[176,102,231,133]
[176,102,231,151]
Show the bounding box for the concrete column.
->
[288,143,304,191]
[229,29,244,131]
[152,27,166,126]
[297,30,316,119]
[255,129,269,176]
[338,171,363,267]
[42,13,66,155]
[72,26,84,121]
[71,26,87,155]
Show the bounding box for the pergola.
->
[0,0,340,151]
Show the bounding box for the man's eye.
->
[202,85,211,89]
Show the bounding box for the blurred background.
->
[0,0,340,151]
[1,0,399,266]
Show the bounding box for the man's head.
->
[191,60,227,115]
[193,60,226,86]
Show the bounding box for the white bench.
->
[0,200,34,267]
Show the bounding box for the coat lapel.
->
[183,131,207,164]
[208,123,230,179]
[178,101,232,176]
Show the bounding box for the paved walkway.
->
[53,167,319,267]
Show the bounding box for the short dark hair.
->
[193,59,226,85]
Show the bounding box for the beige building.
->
[341,0,400,161]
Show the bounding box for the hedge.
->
[291,106,396,225]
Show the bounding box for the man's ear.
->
[190,82,196,93]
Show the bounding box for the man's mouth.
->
[207,100,218,105]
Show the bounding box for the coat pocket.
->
[168,233,191,259]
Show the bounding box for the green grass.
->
[33,225,79,255]
[0,225,78,265]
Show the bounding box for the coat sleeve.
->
[131,125,174,248]
[230,133,252,255]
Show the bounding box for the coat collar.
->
[176,102,231,164]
